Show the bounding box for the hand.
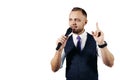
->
[56,35,68,51]
[92,22,104,45]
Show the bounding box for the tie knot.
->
[77,36,81,41]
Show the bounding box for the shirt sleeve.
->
[60,49,66,68]
[97,45,102,59]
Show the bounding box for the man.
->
[51,7,114,80]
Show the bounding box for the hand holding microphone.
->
[56,27,72,50]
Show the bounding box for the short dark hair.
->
[71,7,87,18]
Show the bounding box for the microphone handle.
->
[56,42,62,50]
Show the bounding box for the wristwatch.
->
[98,41,107,48]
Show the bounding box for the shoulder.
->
[86,32,96,45]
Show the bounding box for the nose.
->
[70,20,76,25]
[71,20,76,25]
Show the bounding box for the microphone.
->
[56,27,72,50]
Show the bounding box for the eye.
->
[75,18,81,22]
[69,18,72,21]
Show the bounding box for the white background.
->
[0,0,120,80]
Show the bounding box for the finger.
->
[92,31,98,37]
[91,31,95,36]
[60,36,67,43]
[96,22,100,30]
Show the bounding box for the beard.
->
[72,28,84,34]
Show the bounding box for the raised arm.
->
[92,22,114,67]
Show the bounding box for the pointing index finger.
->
[96,22,101,37]
[96,22,100,30]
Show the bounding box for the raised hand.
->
[92,22,104,44]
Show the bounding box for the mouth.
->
[71,26,77,28]
[72,26,77,30]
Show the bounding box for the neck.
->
[77,29,85,35]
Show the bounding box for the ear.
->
[85,20,88,24]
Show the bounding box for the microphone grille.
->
[65,27,72,36]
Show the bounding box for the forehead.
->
[69,11,85,18]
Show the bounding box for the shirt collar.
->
[72,31,87,40]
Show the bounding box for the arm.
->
[99,45,114,67]
[92,22,114,67]
[51,35,68,72]
[51,50,63,72]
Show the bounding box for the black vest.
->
[64,33,98,80]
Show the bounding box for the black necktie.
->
[77,36,81,52]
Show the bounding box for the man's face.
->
[69,11,87,34]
